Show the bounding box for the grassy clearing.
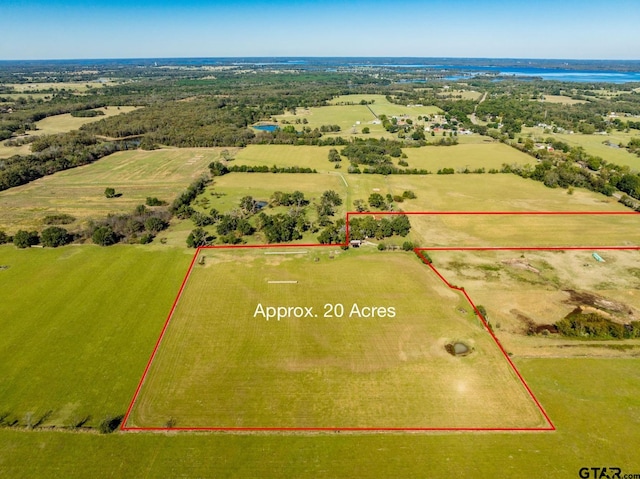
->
[0,245,192,429]
[0,148,216,233]
[538,95,587,105]
[31,106,139,136]
[128,249,545,429]
[1,359,639,477]
[0,142,31,159]
[522,126,640,169]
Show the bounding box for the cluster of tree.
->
[319,124,341,132]
[349,165,431,175]
[0,131,124,192]
[341,139,403,165]
[169,175,211,219]
[348,214,411,240]
[70,109,105,118]
[364,190,416,211]
[627,137,640,157]
[256,211,307,243]
[9,226,73,248]
[89,204,170,246]
[270,190,308,207]
[327,148,341,163]
[556,310,640,339]
[209,161,316,177]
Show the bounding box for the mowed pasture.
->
[0,148,217,232]
[1,359,639,478]
[126,250,547,429]
[405,212,639,249]
[0,245,192,429]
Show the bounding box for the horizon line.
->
[2,55,640,63]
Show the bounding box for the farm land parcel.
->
[124,211,639,432]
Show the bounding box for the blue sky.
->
[2,0,639,60]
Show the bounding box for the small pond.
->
[253,124,279,132]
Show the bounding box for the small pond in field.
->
[253,124,279,132]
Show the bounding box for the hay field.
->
[346,171,629,216]
[0,148,216,232]
[127,250,547,429]
[402,142,530,171]
[405,212,639,249]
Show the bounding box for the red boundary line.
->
[122,210,639,433]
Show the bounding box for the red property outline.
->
[121,211,639,433]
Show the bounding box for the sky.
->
[2,0,640,60]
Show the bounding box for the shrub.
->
[41,226,70,247]
[92,226,117,246]
[13,230,40,248]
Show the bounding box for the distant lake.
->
[253,124,279,132]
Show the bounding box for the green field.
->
[0,147,216,233]
[0,245,192,429]
[127,250,546,429]
[1,358,639,478]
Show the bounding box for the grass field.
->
[230,141,540,174]
[126,249,546,429]
[405,212,639,249]
[0,147,216,233]
[1,358,639,477]
[32,106,139,136]
[329,94,443,117]
[0,245,192,429]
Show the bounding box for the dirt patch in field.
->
[511,309,558,335]
[563,289,636,319]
